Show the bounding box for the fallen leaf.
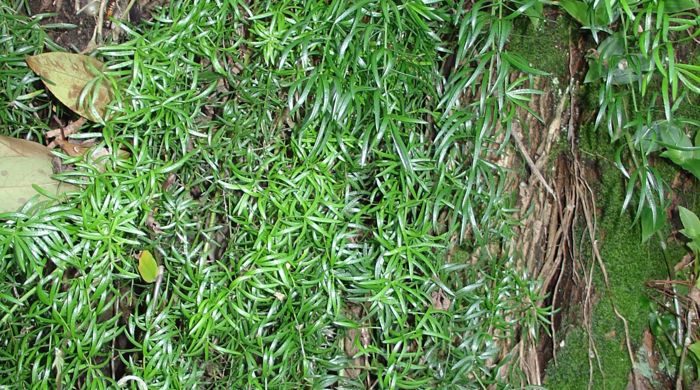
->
[26,52,113,122]
[431,289,452,311]
[0,136,73,213]
[162,173,177,191]
[145,211,163,234]
[273,292,285,301]
[54,138,92,157]
[138,250,159,283]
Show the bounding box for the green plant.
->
[679,206,700,256]
[560,0,700,242]
[0,0,553,387]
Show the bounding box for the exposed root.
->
[511,126,557,200]
[575,141,642,387]
[503,25,643,387]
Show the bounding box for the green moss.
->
[676,94,700,121]
[508,12,572,81]
[545,126,691,389]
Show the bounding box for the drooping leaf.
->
[138,250,159,283]
[560,0,609,26]
[26,52,113,122]
[0,136,73,213]
[688,341,700,373]
[502,51,549,76]
[559,0,588,25]
[640,204,665,243]
[524,0,544,28]
[679,159,700,181]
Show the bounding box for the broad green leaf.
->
[0,136,72,213]
[560,0,609,26]
[633,125,660,154]
[664,0,698,13]
[559,0,588,25]
[26,52,113,122]
[138,250,159,283]
[690,241,700,256]
[584,61,602,83]
[689,341,700,364]
[659,148,688,165]
[659,121,695,167]
[657,121,689,148]
[678,206,700,239]
[679,159,700,181]
[597,33,625,59]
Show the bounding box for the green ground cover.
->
[1,0,698,387]
[0,1,545,387]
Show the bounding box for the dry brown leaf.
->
[431,289,452,311]
[26,52,113,122]
[0,136,73,212]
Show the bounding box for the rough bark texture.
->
[500,27,592,385]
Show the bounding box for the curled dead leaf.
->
[431,289,452,311]
[146,211,163,234]
[162,173,177,191]
[273,292,285,301]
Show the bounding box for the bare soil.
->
[29,0,98,51]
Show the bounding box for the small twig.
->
[96,0,107,41]
[47,116,86,139]
[123,0,138,20]
[83,0,108,52]
[47,117,87,149]
[676,308,692,389]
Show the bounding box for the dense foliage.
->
[1,1,547,387]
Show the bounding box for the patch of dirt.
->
[28,0,162,52]
[29,0,98,51]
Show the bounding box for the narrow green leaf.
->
[502,51,549,76]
